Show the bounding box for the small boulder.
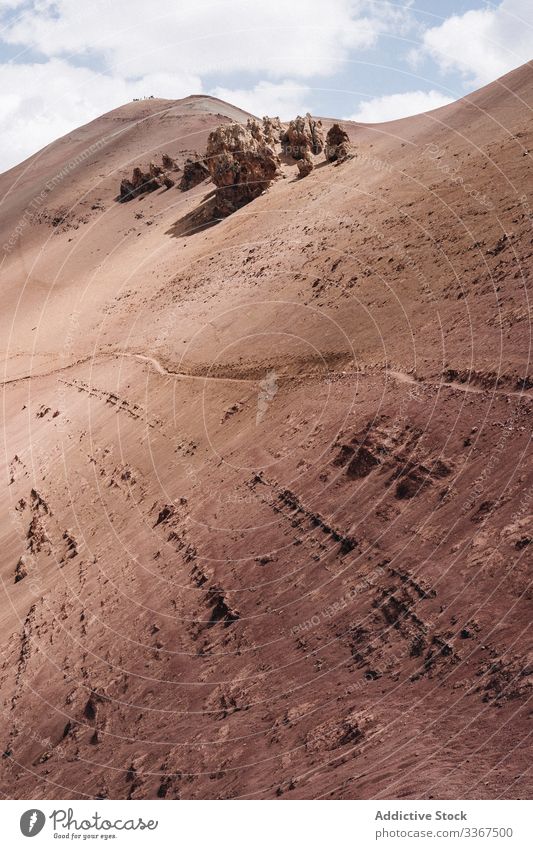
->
[119,166,160,202]
[246,117,265,142]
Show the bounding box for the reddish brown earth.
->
[0,67,532,800]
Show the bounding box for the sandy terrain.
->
[0,65,531,800]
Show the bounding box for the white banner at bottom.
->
[1,799,531,848]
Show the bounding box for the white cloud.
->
[0,0,416,171]
[347,89,453,123]
[210,80,312,120]
[1,0,405,79]
[0,59,200,172]
[419,0,533,85]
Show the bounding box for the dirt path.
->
[0,351,257,387]
[2,354,532,403]
[130,353,256,384]
[387,369,532,401]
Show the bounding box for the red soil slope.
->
[0,65,531,800]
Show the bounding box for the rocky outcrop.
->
[178,158,210,191]
[325,123,352,163]
[119,167,161,202]
[161,153,180,171]
[149,162,163,178]
[307,114,324,156]
[119,158,177,202]
[282,113,324,160]
[206,123,281,217]
[14,555,28,583]
[262,115,282,145]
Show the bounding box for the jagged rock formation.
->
[149,161,175,188]
[262,115,282,145]
[178,158,210,191]
[282,113,324,160]
[325,123,352,163]
[119,158,177,201]
[246,117,264,142]
[206,123,281,216]
[149,162,163,178]
[117,111,336,203]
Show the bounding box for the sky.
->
[0,0,532,172]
